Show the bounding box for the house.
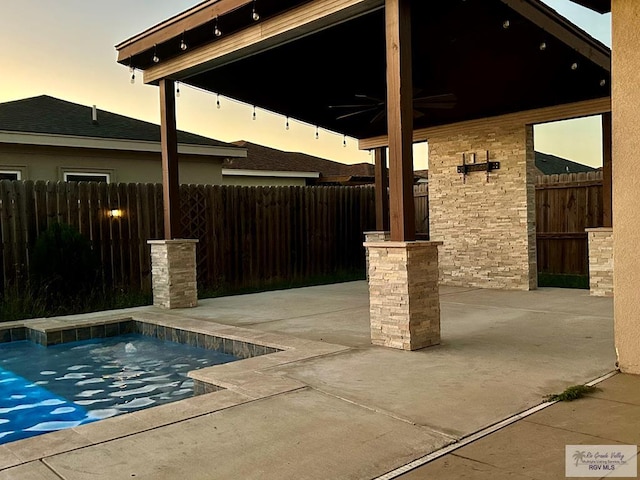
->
[223,141,376,186]
[534,151,597,175]
[0,95,245,184]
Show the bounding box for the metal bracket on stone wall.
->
[457,151,500,183]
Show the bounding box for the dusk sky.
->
[0,0,611,169]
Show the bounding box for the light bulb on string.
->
[152,44,160,63]
[130,70,136,84]
[180,32,188,51]
[252,0,260,21]
[539,42,547,51]
[571,62,578,71]
[216,94,221,109]
[315,126,319,140]
[176,82,181,98]
[343,135,347,148]
[286,117,290,130]
[252,106,257,120]
[214,17,222,37]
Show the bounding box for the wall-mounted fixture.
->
[457,151,500,183]
[108,208,124,219]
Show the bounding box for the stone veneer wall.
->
[148,239,199,309]
[587,228,614,297]
[428,123,537,290]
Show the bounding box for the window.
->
[0,170,21,181]
[64,172,110,183]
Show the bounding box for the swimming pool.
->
[0,333,238,444]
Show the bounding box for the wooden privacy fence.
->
[0,180,376,295]
[536,171,603,276]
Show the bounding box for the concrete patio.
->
[0,281,619,479]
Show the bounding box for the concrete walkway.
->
[0,282,620,479]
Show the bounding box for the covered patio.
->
[115,0,614,355]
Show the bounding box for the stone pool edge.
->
[0,310,349,469]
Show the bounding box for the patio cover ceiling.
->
[116,0,610,143]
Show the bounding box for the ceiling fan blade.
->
[354,94,384,105]
[369,109,386,124]
[414,93,457,103]
[413,110,426,120]
[336,107,380,121]
[328,104,376,109]
[413,93,457,109]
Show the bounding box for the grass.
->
[538,273,589,289]
[0,285,152,323]
[544,384,600,402]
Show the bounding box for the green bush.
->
[30,223,101,302]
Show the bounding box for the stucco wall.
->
[0,143,223,185]
[222,175,308,187]
[428,123,537,290]
[612,0,640,373]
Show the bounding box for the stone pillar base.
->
[148,239,199,309]
[364,240,442,351]
[586,227,614,297]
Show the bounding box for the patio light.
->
[252,0,260,21]
[214,17,222,37]
[152,44,160,63]
[180,32,188,51]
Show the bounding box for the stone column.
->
[586,228,613,297]
[364,240,442,350]
[148,239,199,309]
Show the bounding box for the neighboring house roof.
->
[225,141,374,181]
[535,151,597,175]
[0,95,244,157]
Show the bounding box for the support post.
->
[160,78,181,240]
[374,147,390,231]
[385,0,415,242]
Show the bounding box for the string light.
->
[343,135,347,148]
[152,44,160,63]
[600,79,607,87]
[130,70,136,84]
[502,20,510,29]
[571,62,578,70]
[214,17,222,37]
[176,82,181,98]
[285,117,290,130]
[539,42,547,51]
[315,126,319,140]
[252,106,257,120]
[252,0,260,21]
[180,32,188,51]
[216,93,221,109]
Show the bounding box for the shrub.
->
[30,223,101,302]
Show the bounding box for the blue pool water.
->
[0,333,237,444]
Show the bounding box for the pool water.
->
[0,333,238,444]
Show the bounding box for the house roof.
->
[535,151,597,175]
[226,141,374,178]
[116,0,611,143]
[569,0,610,14]
[0,95,237,149]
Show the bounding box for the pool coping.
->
[0,310,350,470]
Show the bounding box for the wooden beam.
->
[359,97,611,150]
[499,0,610,71]
[602,111,612,227]
[385,0,415,242]
[143,0,383,84]
[159,79,181,240]
[116,0,252,62]
[374,147,390,231]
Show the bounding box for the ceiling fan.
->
[328,91,457,124]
